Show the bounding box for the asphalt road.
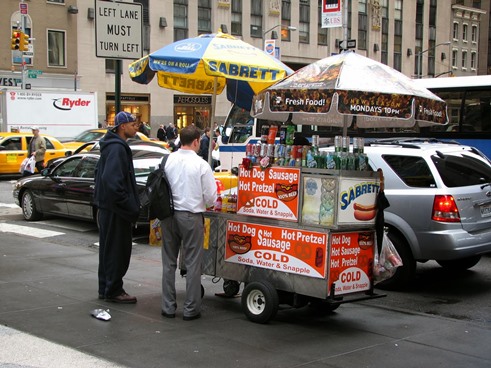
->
[1,177,490,329]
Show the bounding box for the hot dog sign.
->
[237,166,300,222]
[336,178,379,225]
[225,220,328,278]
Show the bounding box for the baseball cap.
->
[31,126,39,131]
[113,112,136,131]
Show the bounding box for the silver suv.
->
[350,138,491,289]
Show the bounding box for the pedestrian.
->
[94,111,141,304]
[157,124,167,141]
[166,123,178,141]
[139,121,150,137]
[160,125,217,320]
[198,127,212,161]
[23,126,46,176]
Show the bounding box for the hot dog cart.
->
[202,162,385,323]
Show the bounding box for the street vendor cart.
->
[202,161,385,324]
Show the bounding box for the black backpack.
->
[141,155,174,220]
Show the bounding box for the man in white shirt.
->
[160,125,217,321]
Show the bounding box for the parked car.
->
[323,138,491,290]
[0,132,69,175]
[12,144,169,225]
[61,128,170,151]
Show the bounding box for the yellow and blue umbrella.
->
[129,32,292,112]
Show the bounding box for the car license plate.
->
[480,204,491,217]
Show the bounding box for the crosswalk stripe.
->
[0,203,20,208]
[0,223,65,238]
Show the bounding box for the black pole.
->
[115,59,122,113]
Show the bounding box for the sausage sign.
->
[237,166,300,221]
[225,220,328,278]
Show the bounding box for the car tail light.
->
[432,195,461,222]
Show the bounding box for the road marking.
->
[0,203,19,208]
[0,223,64,238]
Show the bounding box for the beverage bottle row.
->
[246,129,369,171]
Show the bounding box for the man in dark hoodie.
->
[94,111,141,303]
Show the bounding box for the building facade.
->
[1,0,488,135]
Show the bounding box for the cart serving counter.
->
[202,164,385,323]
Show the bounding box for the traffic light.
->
[11,30,21,50]
[19,32,29,52]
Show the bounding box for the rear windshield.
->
[382,151,491,188]
[382,155,436,188]
[432,152,491,187]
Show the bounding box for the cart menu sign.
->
[328,231,375,296]
[237,166,300,221]
[225,220,328,279]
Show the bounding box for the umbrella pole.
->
[342,115,349,137]
[207,77,218,168]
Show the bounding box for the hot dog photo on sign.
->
[337,178,380,225]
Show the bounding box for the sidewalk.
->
[1,230,490,368]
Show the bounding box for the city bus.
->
[218,75,491,170]
[414,75,491,157]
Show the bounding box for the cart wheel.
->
[223,279,240,297]
[241,281,279,324]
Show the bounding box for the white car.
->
[324,138,491,289]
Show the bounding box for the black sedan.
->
[13,145,169,225]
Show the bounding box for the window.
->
[74,157,98,179]
[383,155,436,188]
[462,50,467,70]
[394,0,402,20]
[47,0,65,3]
[471,52,477,70]
[105,59,122,74]
[54,157,82,178]
[452,49,458,68]
[393,1,402,71]
[198,0,211,35]
[134,0,150,52]
[1,137,22,151]
[281,0,292,41]
[381,0,388,65]
[231,0,242,36]
[359,0,367,13]
[471,25,478,43]
[462,24,468,42]
[250,0,262,38]
[358,14,367,50]
[317,3,327,45]
[299,1,309,44]
[174,0,188,41]
[48,30,66,67]
[453,22,459,40]
[432,153,491,188]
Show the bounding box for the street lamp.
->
[416,41,451,79]
[263,25,297,40]
[262,25,296,57]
